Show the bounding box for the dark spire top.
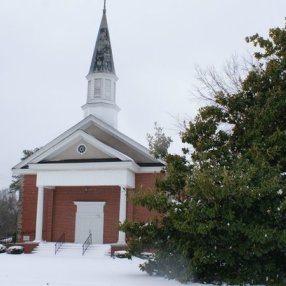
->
[103,0,106,14]
[88,1,115,75]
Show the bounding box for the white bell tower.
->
[82,1,120,128]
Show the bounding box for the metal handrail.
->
[82,232,92,256]
[55,233,65,255]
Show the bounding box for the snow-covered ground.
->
[0,243,209,286]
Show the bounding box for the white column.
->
[118,186,127,244]
[35,186,44,242]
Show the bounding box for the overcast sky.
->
[0,0,285,189]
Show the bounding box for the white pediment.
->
[22,130,132,165]
[45,139,112,161]
[13,115,164,170]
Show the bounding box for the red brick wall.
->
[43,189,54,241]
[128,173,161,222]
[20,172,160,244]
[50,186,120,243]
[20,175,38,241]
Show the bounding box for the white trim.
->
[34,186,44,242]
[12,169,37,175]
[12,163,163,176]
[36,169,135,188]
[13,115,162,170]
[118,186,127,244]
[82,101,120,111]
[29,161,139,172]
[86,72,118,81]
[138,167,164,173]
[31,130,133,164]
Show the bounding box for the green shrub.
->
[0,244,6,254]
[6,246,24,255]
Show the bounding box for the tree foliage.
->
[0,189,18,239]
[146,122,172,160]
[10,148,39,193]
[121,21,286,285]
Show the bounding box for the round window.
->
[77,144,87,155]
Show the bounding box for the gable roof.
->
[13,115,164,170]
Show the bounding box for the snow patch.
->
[0,245,198,286]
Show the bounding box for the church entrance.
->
[74,201,106,244]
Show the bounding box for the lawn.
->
[0,244,210,286]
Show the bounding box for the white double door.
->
[74,202,106,244]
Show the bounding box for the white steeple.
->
[82,1,120,128]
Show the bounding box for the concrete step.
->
[33,242,111,257]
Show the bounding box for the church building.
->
[12,3,163,246]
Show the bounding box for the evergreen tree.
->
[122,21,286,285]
[0,189,18,239]
[10,148,39,193]
[146,122,172,160]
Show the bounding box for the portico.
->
[32,162,137,243]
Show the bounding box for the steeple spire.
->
[103,0,106,14]
[82,2,120,128]
[88,1,115,75]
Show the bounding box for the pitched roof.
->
[88,9,115,75]
[13,115,164,170]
